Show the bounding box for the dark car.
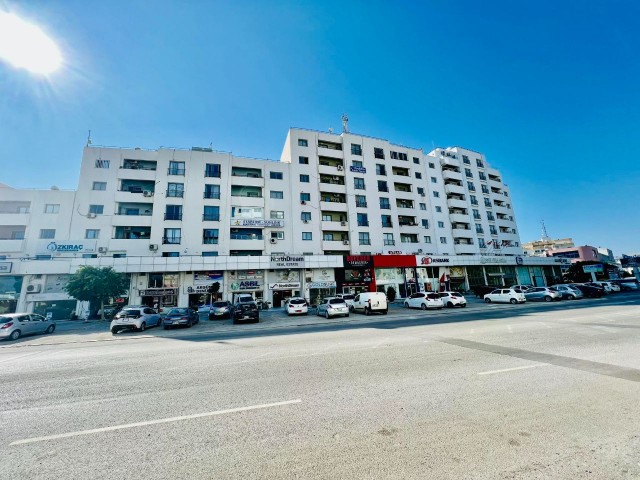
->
[209,301,232,320]
[570,283,605,298]
[232,299,259,324]
[163,308,199,329]
[471,285,500,298]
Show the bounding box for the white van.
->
[351,292,388,315]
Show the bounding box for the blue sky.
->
[1,0,639,255]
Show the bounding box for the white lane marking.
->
[10,398,302,446]
[0,349,52,364]
[478,364,548,376]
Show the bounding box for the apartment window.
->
[462,155,470,164]
[351,144,362,155]
[203,229,219,244]
[467,181,475,191]
[162,252,180,258]
[413,157,420,164]
[271,231,285,240]
[374,147,385,159]
[203,184,219,199]
[354,178,365,190]
[203,206,220,221]
[484,197,492,207]
[85,229,100,239]
[479,171,487,181]
[359,232,371,245]
[168,161,185,175]
[419,203,426,210]
[381,215,392,227]
[383,233,395,246]
[428,162,435,168]
[440,237,447,244]
[417,187,425,196]
[299,156,309,165]
[353,160,363,168]
[475,224,484,234]
[376,164,387,175]
[165,205,182,220]
[300,193,311,202]
[470,195,478,206]
[478,238,486,248]
[270,191,284,199]
[421,219,429,228]
[298,139,308,147]
[380,198,390,209]
[473,209,481,220]
[168,183,185,197]
[476,158,484,168]
[301,212,311,222]
[270,210,284,219]
[390,151,398,159]
[355,195,367,208]
[375,181,387,193]
[481,184,489,194]
[89,204,104,215]
[430,177,437,183]
[302,232,312,241]
[437,221,445,228]
[40,229,55,239]
[487,212,495,221]
[95,159,110,169]
[489,225,497,235]
[270,171,284,180]
[465,168,473,178]
[300,174,310,183]
[424,236,432,243]
[92,181,106,191]
[357,213,369,227]
[163,228,181,244]
[433,191,440,198]
[205,164,221,178]
[202,251,219,257]
[44,204,59,213]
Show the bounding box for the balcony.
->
[229,236,265,251]
[322,240,350,251]
[231,167,262,178]
[321,220,348,231]
[440,156,460,170]
[454,243,477,255]
[318,163,344,176]
[113,214,152,227]
[449,212,470,223]
[396,201,414,209]
[162,236,182,245]
[451,227,472,236]
[0,213,29,225]
[320,201,346,212]
[392,167,410,177]
[317,142,344,159]
[447,198,468,209]
[442,169,463,181]
[0,239,25,252]
[445,184,465,196]
[318,181,346,195]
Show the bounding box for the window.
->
[478,238,486,248]
[203,206,220,221]
[424,236,432,243]
[168,183,185,197]
[271,231,285,240]
[437,221,445,228]
[380,198,390,209]
[467,181,475,191]
[433,191,440,198]
[301,212,311,222]
[481,184,489,194]
[302,232,312,241]
[390,151,408,161]
[417,187,425,196]
[95,159,110,169]
[374,147,385,159]
[270,191,284,199]
[473,209,481,220]
[421,219,429,228]
[298,139,308,147]
[475,224,484,234]
[428,162,435,168]
[92,181,106,191]
[168,161,185,175]
[205,164,221,178]
[299,174,310,183]
[415,172,422,179]
[381,215,392,227]
[270,171,284,180]
[462,155,470,164]
[470,195,478,205]
[419,203,426,210]
[390,151,398,159]
[203,184,219,199]
[203,229,219,244]
[300,192,311,202]
[299,156,309,164]
[85,229,100,239]
[413,157,420,164]
[162,252,180,258]
[351,144,362,155]
[430,177,437,183]
[465,168,473,178]
[44,204,59,214]
[359,232,371,245]
[476,158,484,168]
[357,213,369,227]
[270,210,284,219]
[376,180,388,193]
[164,228,181,244]
[484,197,492,207]
[487,212,495,221]
[165,205,182,220]
[89,204,104,215]
[479,171,487,181]
[376,164,386,175]
[40,229,55,239]
[383,233,395,246]
[352,160,363,168]
[355,195,367,208]
[440,237,447,244]
[489,225,497,235]
[354,178,365,190]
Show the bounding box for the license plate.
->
[295,310,301,313]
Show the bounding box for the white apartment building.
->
[0,128,567,317]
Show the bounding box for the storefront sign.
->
[350,166,367,174]
[480,257,508,264]
[0,262,12,273]
[383,249,406,255]
[185,283,224,294]
[583,264,603,273]
[270,255,305,269]
[230,219,284,228]
[269,282,301,290]
[139,288,177,296]
[307,281,336,289]
[344,255,373,268]
[41,240,97,253]
[418,256,451,265]
[194,271,223,284]
[230,280,262,291]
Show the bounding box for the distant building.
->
[523,238,575,257]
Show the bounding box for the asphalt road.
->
[2,293,640,479]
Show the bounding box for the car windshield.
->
[213,302,228,307]
[168,308,188,315]
[329,299,346,305]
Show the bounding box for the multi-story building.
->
[523,237,575,256]
[0,128,566,317]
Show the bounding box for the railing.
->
[356,201,367,208]
[116,211,152,216]
[162,237,182,244]
[204,171,221,178]
[231,172,262,178]
[166,191,184,197]
[357,221,369,227]
[382,222,393,228]
[167,168,186,175]
[359,240,371,245]
[397,203,413,208]
[202,215,220,221]
[384,240,395,245]
[204,193,221,199]
[230,234,264,240]
[202,238,219,244]
[380,204,391,210]
[121,164,156,171]
[164,214,182,220]
[231,192,262,198]
[378,187,389,192]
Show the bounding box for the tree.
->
[64,267,129,321]
[207,282,221,307]
[386,286,397,302]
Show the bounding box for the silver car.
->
[524,287,562,302]
[316,297,350,318]
[551,284,584,300]
[110,306,162,334]
[0,313,56,341]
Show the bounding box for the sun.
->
[0,11,62,75]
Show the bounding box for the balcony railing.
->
[357,221,369,227]
[164,213,183,220]
[356,201,367,208]
[204,193,221,199]
[382,222,393,228]
[167,168,186,176]
[232,172,262,178]
[231,192,262,198]
[202,238,219,244]
[166,190,184,198]
[359,239,371,245]
[380,204,391,210]
[202,214,220,221]
[378,186,389,192]
[116,211,153,216]
[162,237,182,244]
[230,234,263,240]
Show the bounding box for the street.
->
[2,294,640,479]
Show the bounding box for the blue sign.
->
[350,166,367,174]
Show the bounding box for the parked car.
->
[163,307,199,329]
[438,291,467,308]
[569,283,605,298]
[335,293,356,308]
[551,284,585,300]
[618,281,639,291]
[471,285,501,298]
[404,292,444,310]
[587,281,617,293]
[0,313,56,341]
[524,287,562,302]
[484,289,526,304]
[317,297,350,318]
[232,298,259,324]
[510,285,533,292]
[285,297,308,316]
[208,301,232,320]
[351,292,388,315]
[110,306,162,334]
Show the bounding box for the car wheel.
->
[9,330,21,340]
[447,302,454,308]
[420,303,427,310]
[510,298,517,304]
[345,314,350,318]
[46,325,55,334]
[461,303,466,308]
[382,309,388,315]
[485,298,491,303]
[325,310,330,319]
[404,302,409,308]
[544,296,552,302]
[110,328,119,335]
[568,295,575,300]
[139,322,146,332]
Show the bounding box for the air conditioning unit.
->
[149,244,159,251]
[300,201,307,205]
[87,213,97,219]
[337,165,344,171]
[26,284,41,293]
[343,240,350,245]
[98,247,108,253]
[270,238,278,244]
[340,221,346,226]
[143,190,154,197]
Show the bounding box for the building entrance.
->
[272,289,292,308]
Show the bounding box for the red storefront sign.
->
[372,255,417,268]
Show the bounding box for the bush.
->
[386,286,397,302]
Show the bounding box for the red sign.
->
[373,255,416,268]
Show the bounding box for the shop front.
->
[373,255,417,298]
[140,287,178,310]
[228,270,264,302]
[0,272,21,314]
[337,256,374,295]
[416,255,455,293]
[268,255,305,307]
[184,271,224,308]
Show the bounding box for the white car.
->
[594,281,620,293]
[285,297,308,316]
[484,289,526,304]
[317,298,350,318]
[110,306,162,334]
[335,293,356,308]
[404,292,444,310]
[438,291,467,308]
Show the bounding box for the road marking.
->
[478,364,548,375]
[10,399,302,446]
